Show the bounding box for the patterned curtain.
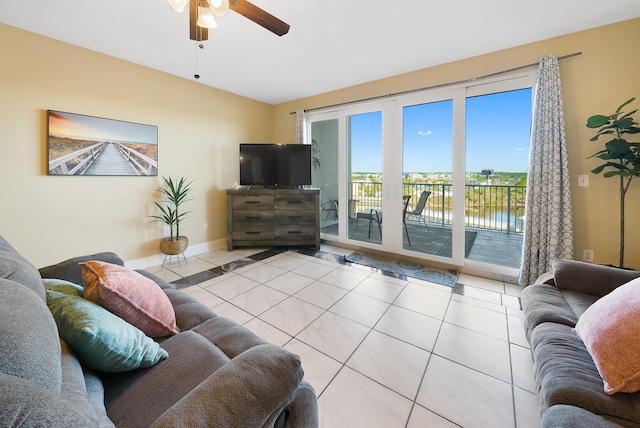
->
[295,108,308,144]
[519,54,574,286]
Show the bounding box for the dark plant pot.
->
[160,236,189,255]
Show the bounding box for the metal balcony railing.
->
[350,182,526,234]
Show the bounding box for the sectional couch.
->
[0,235,318,427]
[522,259,640,427]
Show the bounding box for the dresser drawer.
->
[275,212,315,226]
[275,225,317,240]
[232,195,274,211]
[232,210,274,226]
[232,230,275,241]
[274,194,316,211]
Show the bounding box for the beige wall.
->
[0,24,273,267]
[3,18,640,269]
[273,18,640,269]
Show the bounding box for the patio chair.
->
[402,195,411,247]
[320,188,338,221]
[356,209,382,238]
[406,190,431,231]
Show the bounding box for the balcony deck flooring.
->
[321,217,523,269]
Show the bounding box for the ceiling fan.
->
[166,0,290,41]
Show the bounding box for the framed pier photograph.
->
[47,110,158,176]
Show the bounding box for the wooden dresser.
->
[227,188,320,250]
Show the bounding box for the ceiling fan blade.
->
[229,0,290,36]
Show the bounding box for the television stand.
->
[227,188,320,251]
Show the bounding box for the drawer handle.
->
[246,231,261,235]
[287,200,302,205]
[245,216,261,220]
[245,201,261,204]
[288,216,302,220]
[287,231,302,234]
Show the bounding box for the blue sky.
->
[350,88,532,173]
[49,110,158,145]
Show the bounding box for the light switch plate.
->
[578,174,589,187]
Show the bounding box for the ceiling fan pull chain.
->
[194,41,200,79]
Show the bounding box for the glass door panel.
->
[401,100,454,257]
[311,119,339,236]
[465,88,532,268]
[347,111,383,245]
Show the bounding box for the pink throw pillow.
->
[574,276,640,394]
[80,260,177,337]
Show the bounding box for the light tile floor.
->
[144,244,541,428]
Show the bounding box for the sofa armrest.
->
[552,259,640,297]
[150,343,306,428]
[534,271,556,286]
[39,252,124,285]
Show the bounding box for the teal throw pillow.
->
[45,289,168,373]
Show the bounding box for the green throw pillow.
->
[42,278,84,297]
[45,289,168,373]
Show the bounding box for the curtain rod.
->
[289,52,582,114]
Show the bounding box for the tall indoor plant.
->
[150,176,194,255]
[587,97,640,267]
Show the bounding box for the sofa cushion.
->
[0,373,100,428]
[192,315,269,358]
[59,340,105,426]
[574,277,640,394]
[39,252,125,286]
[45,288,168,373]
[0,235,45,301]
[522,284,581,334]
[562,290,600,319]
[0,279,62,393]
[542,404,630,428]
[530,322,640,426]
[103,330,231,427]
[81,261,177,337]
[552,259,640,297]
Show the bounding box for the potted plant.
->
[587,97,640,267]
[149,176,194,255]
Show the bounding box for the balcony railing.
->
[350,182,526,234]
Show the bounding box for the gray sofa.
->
[522,259,640,427]
[0,235,318,427]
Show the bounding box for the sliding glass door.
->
[464,83,532,269]
[310,72,535,276]
[311,117,339,236]
[401,99,454,258]
[347,110,384,245]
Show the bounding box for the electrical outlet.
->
[163,226,170,237]
[203,223,208,231]
[583,249,594,263]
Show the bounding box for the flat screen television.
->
[239,143,312,187]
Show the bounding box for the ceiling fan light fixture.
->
[167,0,190,13]
[209,0,229,16]
[197,4,218,28]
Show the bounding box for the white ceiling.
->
[2,1,639,105]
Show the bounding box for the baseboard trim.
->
[125,238,227,270]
